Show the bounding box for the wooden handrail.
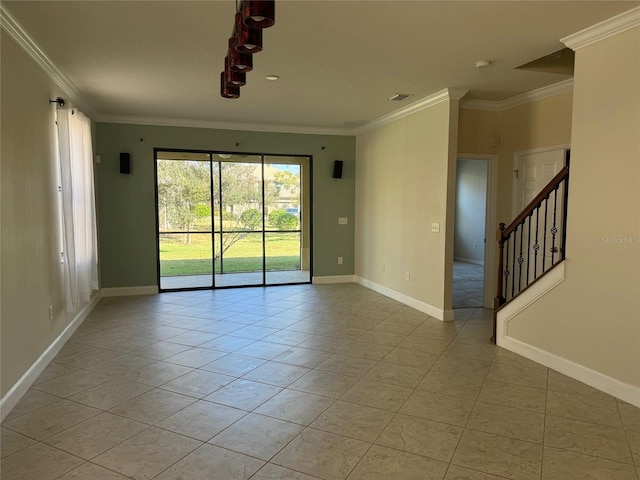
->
[502,165,569,239]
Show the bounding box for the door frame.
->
[154,147,314,291]
[456,153,498,309]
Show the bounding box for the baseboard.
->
[0,292,102,422]
[454,257,484,266]
[355,276,450,321]
[498,334,640,408]
[312,275,356,284]
[101,285,159,297]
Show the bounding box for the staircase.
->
[492,162,570,342]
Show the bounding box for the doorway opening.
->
[155,149,312,290]
[453,158,488,308]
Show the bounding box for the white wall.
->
[454,159,487,264]
[355,93,460,318]
[504,26,640,391]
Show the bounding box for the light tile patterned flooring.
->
[453,261,484,309]
[1,283,639,480]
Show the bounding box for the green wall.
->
[95,123,356,288]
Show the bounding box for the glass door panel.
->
[216,232,264,287]
[265,232,305,284]
[264,156,310,285]
[156,152,213,290]
[215,156,264,287]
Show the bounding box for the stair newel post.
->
[492,222,506,343]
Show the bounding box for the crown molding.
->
[103,89,470,137]
[497,78,574,110]
[0,4,97,119]
[97,115,355,136]
[459,99,500,111]
[461,79,574,112]
[562,6,640,51]
[354,88,469,135]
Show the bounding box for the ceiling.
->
[3,1,637,134]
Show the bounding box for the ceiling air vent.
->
[387,93,413,101]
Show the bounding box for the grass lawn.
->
[159,230,301,276]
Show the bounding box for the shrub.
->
[194,203,211,218]
[240,208,262,228]
[222,210,236,221]
[269,209,299,229]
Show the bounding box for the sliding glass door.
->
[157,151,214,289]
[156,150,311,290]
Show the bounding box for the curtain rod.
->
[49,97,65,107]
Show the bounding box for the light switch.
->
[431,223,440,233]
[338,217,348,225]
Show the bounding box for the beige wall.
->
[506,27,640,387]
[355,99,458,315]
[1,32,77,396]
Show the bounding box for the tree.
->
[273,169,300,195]
[157,160,210,243]
[213,162,277,268]
[158,160,281,268]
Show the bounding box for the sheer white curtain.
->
[56,107,98,312]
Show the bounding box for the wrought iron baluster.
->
[526,213,532,286]
[542,195,549,273]
[518,222,524,294]
[551,186,559,265]
[504,237,510,302]
[511,228,517,299]
[533,205,540,280]
[561,176,569,261]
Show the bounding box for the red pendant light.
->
[224,57,246,87]
[220,71,240,99]
[220,1,275,98]
[227,37,253,72]
[242,0,275,29]
[234,11,262,54]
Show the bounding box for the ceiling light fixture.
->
[234,11,263,54]
[227,37,253,72]
[220,1,276,99]
[242,0,275,29]
[220,72,240,99]
[224,57,247,87]
[476,60,491,68]
[265,74,279,81]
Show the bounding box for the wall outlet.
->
[431,223,440,233]
[405,271,411,281]
[338,217,348,225]
[382,264,386,272]
[48,305,54,321]
[337,256,344,265]
[473,242,477,249]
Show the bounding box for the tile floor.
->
[1,283,638,480]
[452,261,484,309]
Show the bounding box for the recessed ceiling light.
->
[265,74,280,81]
[387,93,413,101]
